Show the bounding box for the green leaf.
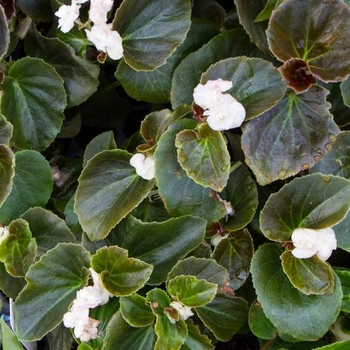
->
[91,246,153,296]
[13,243,90,341]
[106,215,207,285]
[0,144,14,208]
[0,150,53,224]
[212,229,254,291]
[181,319,214,350]
[75,149,155,241]
[0,262,26,299]
[113,0,191,71]
[0,5,9,59]
[266,0,350,82]
[24,26,99,107]
[341,77,350,107]
[0,113,13,145]
[220,162,258,231]
[260,173,350,242]
[314,340,350,350]
[254,0,283,22]
[195,294,248,342]
[0,219,36,277]
[104,311,156,350]
[176,124,230,192]
[115,19,219,103]
[0,316,24,350]
[154,119,226,221]
[20,207,75,257]
[334,268,350,313]
[45,323,74,350]
[242,86,340,185]
[120,294,155,327]
[17,0,53,21]
[1,57,66,150]
[248,300,278,340]
[251,243,343,340]
[202,56,286,120]
[147,288,171,314]
[171,28,264,109]
[167,256,229,287]
[281,251,334,295]
[167,275,217,307]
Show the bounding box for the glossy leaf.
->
[267,0,350,82]
[147,288,171,314]
[20,207,75,257]
[0,114,13,145]
[281,251,334,295]
[167,256,229,287]
[113,0,191,71]
[0,5,9,59]
[195,294,248,342]
[212,229,254,291]
[103,311,156,350]
[314,341,350,350]
[0,316,24,350]
[25,26,99,107]
[251,243,342,340]
[107,215,207,285]
[0,144,14,208]
[75,149,155,241]
[202,56,286,120]
[176,124,230,192]
[220,162,258,231]
[0,150,53,224]
[120,294,155,327]
[0,218,36,277]
[171,28,262,109]
[242,86,340,185]
[91,246,153,296]
[0,57,66,151]
[154,119,226,221]
[334,268,350,313]
[260,173,350,242]
[13,243,91,341]
[167,275,217,307]
[181,319,214,350]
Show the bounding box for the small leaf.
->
[181,319,214,350]
[167,275,217,308]
[0,144,14,208]
[195,294,248,342]
[0,150,53,224]
[113,0,191,71]
[242,86,340,185]
[260,173,350,242]
[281,251,334,295]
[0,316,24,350]
[176,124,230,192]
[1,57,67,151]
[146,288,171,314]
[120,294,155,327]
[91,246,153,296]
[0,5,9,59]
[13,243,91,341]
[0,113,13,145]
[75,149,155,241]
[251,243,343,340]
[267,0,350,82]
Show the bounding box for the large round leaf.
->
[260,173,350,242]
[251,243,342,340]
[267,0,350,82]
[113,0,191,71]
[242,86,340,185]
[0,144,14,208]
[75,149,155,241]
[0,57,66,151]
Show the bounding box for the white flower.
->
[55,1,81,33]
[0,226,9,243]
[193,79,233,110]
[203,94,246,131]
[291,227,337,261]
[129,153,155,180]
[89,0,114,25]
[75,317,100,342]
[166,301,194,323]
[89,268,113,305]
[85,23,123,60]
[76,286,102,309]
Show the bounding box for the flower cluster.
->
[63,268,113,342]
[193,79,246,131]
[164,301,194,324]
[55,0,123,60]
[129,153,155,180]
[291,227,337,261]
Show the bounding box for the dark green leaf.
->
[0,144,14,208]
[75,149,155,241]
[46,323,74,350]
[0,5,9,59]
[17,0,53,21]
[242,86,340,185]
[13,243,90,341]
[260,173,350,242]
[251,243,343,340]
[181,319,214,350]
[0,150,53,224]
[91,246,153,296]
[113,0,191,71]
[1,57,66,151]
[0,114,13,145]
[0,262,26,299]
[334,268,350,313]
